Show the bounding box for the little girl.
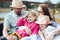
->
[10,10,41,40]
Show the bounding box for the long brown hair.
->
[38,4,54,21]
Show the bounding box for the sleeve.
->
[4,15,10,27]
[21,30,28,37]
[16,29,28,37]
[16,18,25,26]
[32,24,39,34]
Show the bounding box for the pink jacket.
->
[16,18,39,37]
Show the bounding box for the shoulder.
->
[4,11,13,20]
[17,18,27,23]
[5,11,13,18]
[50,20,59,27]
[51,20,56,23]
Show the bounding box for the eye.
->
[38,11,43,13]
[28,15,32,18]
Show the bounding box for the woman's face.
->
[27,13,36,23]
[37,7,44,15]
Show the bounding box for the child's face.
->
[40,24,47,30]
[27,13,36,23]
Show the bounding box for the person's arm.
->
[3,16,10,38]
[46,28,60,40]
[3,16,16,40]
[38,30,45,40]
[32,24,39,34]
[53,28,60,35]
[3,26,17,40]
[16,18,25,26]
[3,26,9,39]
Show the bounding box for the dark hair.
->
[38,4,54,21]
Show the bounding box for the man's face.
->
[13,7,22,15]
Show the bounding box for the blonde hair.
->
[24,10,37,19]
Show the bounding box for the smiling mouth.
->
[28,19,31,21]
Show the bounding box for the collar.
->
[12,11,23,18]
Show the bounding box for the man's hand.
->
[6,36,17,40]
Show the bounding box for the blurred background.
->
[0,0,60,36]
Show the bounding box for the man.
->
[2,0,27,40]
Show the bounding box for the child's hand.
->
[19,26,31,35]
[39,30,44,35]
[24,26,31,35]
[39,30,42,34]
[38,30,44,36]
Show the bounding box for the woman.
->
[37,4,60,40]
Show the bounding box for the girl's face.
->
[27,13,36,23]
[37,7,44,15]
